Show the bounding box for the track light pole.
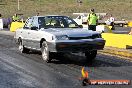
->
[18,0,20,10]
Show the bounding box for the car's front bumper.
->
[48,38,105,52]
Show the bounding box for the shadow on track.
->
[26,51,132,67]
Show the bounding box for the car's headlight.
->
[56,35,69,40]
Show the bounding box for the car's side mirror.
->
[78,25,83,28]
[31,26,38,30]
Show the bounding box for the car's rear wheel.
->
[85,50,97,62]
[41,41,51,63]
[18,38,29,53]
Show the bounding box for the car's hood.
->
[40,28,99,37]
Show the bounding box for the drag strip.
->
[0,33,132,88]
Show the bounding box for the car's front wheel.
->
[41,41,51,63]
[18,38,29,53]
[85,50,97,62]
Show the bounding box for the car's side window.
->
[24,17,33,29]
[64,17,78,28]
[38,17,45,29]
[32,17,38,28]
[45,18,55,27]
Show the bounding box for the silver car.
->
[14,15,105,62]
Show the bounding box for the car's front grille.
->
[69,34,102,40]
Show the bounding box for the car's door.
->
[22,17,34,47]
[27,17,40,50]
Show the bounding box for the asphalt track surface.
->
[112,27,131,34]
[0,32,132,88]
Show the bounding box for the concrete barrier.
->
[0,19,3,30]
[102,33,132,49]
[128,21,132,27]
[10,22,24,32]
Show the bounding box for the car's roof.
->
[33,15,67,18]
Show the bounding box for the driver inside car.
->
[54,19,61,27]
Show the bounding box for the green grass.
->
[0,0,132,20]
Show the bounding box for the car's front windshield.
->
[38,16,80,29]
